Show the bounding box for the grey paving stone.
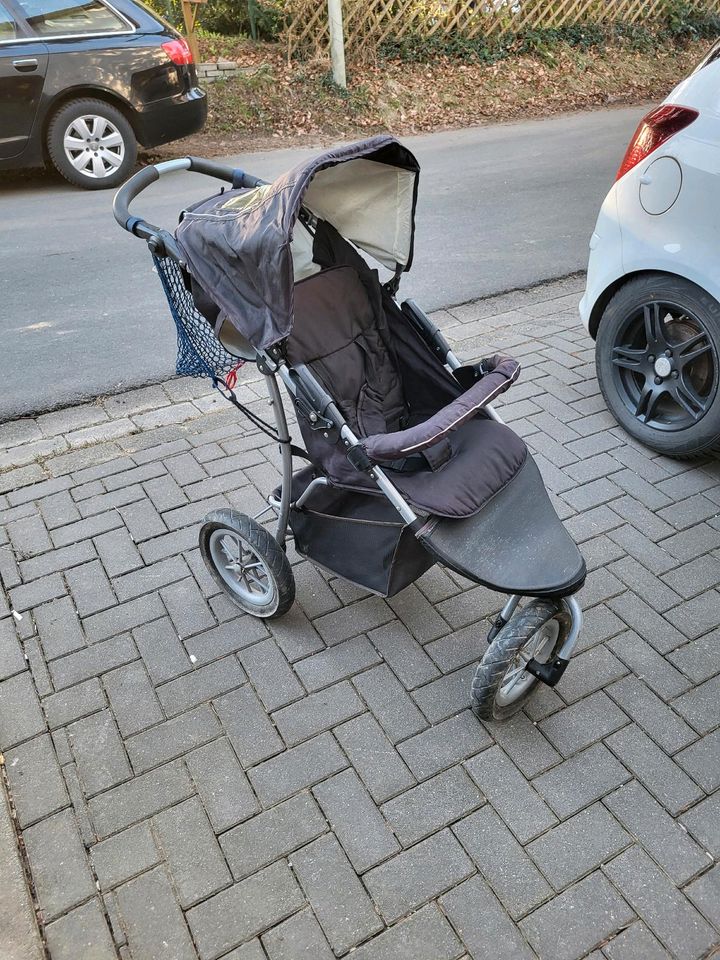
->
[49,633,137,690]
[465,745,557,843]
[533,743,630,819]
[214,682,284,768]
[293,635,382,692]
[92,821,159,890]
[20,540,94,581]
[435,583,500,630]
[608,593,686,655]
[220,792,326,880]
[68,708,132,796]
[604,781,709,887]
[272,681,364,747]
[132,616,192,684]
[441,876,535,960]
[0,671,46,748]
[364,828,474,923]
[662,554,720,601]
[267,607,325,664]
[94,527,143,578]
[527,803,631,891]
[116,866,197,960]
[397,710,492,781]
[261,907,335,960]
[0,619,26,681]
[112,555,189,603]
[335,713,415,803]
[161,577,216,638]
[238,638,305,711]
[368,620,440,689]
[483,712,561,778]
[610,556,682,613]
[292,833,383,953]
[604,847,716,960]
[313,769,400,872]
[603,922,672,960]
[126,704,220,773]
[519,871,635,960]
[66,560,116,618]
[387,583,450,643]
[186,737,259,833]
[539,680,629,757]
[606,676,696,755]
[88,759,194,839]
[672,674,720,735]
[352,663,428,743]
[9,573,67,614]
[381,766,482,848]
[555,642,627,703]
[7,513,52,558]
[102,660,164,737]
[411,664,477,724]
[353,903,465,960]
[24,809,95,921]
[44,899,116,960]
[153,796,232,908]
[454,804,551,919]
[34,596,86,660]
[184,616,269,664]
[83,594,165,644]
[248,731,347,807]
[607,631,691,701]
[186,861,305,960]
[675,728,720,793]
[220,942,267,960]
[681,793,720,857]
[313,595,392,645]
[4,734,69,827]
[606,724,702,816]
[51,511,124,549]
[156,655,246,717]
[668,629,720,684]
[685,864,720,932]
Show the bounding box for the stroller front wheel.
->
[471,599,568,721]
[199,509,295,619]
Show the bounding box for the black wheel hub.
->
[611,300,718,432]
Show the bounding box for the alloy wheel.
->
[62,115,125,180]
[611,300,718,431]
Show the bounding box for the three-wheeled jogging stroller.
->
[113,136,586,721]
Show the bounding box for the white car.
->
[581,41,720,458]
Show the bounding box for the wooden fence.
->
[284,0,720,60]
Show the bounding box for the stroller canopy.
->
[177,136,420,351]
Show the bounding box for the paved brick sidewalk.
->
[1,276,719,960]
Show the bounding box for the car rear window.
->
[16,0,127,36]
[0,3,19,39]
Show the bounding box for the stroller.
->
[114,136,586,721]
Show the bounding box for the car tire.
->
[47,98,137,190]
[596,273,720,458]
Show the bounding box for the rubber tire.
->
[596,274,720,458]
[47,98,137,190]
[199,509,295,619]
[471,599,566,721]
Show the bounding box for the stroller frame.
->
[114,154,584,713]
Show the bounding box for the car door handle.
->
[12,58,39,72]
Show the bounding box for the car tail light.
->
[616,105,698,181]
[162,38,193,65]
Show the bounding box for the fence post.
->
[327,0,347,89]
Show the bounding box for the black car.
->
[0,0,206,188]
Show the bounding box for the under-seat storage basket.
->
[289,481,434,598]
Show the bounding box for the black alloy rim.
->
[611,300,718,432]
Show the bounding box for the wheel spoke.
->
[91,153,107,177]
[643,302,666,347]
[612,344,646,370]
[63,135,85,151]
[677,331,712,369]
[634,382,664,422]
[70,151,90,171]
[672,377,708,420]
[99,130,122,148]
[99,148,122,168]
[72,118,92,140]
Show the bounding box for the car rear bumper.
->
[133,87,207,148]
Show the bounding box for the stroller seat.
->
[418,454,586,597]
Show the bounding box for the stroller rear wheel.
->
[471,599,568,721]
[199,509,295,619]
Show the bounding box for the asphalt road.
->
[1,106,645,419]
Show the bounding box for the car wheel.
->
[47,98,137,190]
[596,274,720,458]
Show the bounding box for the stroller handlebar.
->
[113,156,267,246]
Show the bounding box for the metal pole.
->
[327,0,346,89]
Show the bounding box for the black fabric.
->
[176,136,420,351]
[419,454,587,597]
[288,478,434,597]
